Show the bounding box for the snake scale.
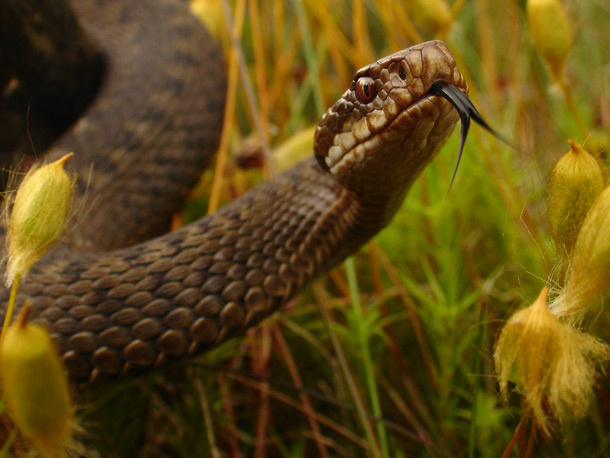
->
[1,0,465,382]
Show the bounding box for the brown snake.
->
[1,0,466,382]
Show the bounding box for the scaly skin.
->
[0,0,465,383]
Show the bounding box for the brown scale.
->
[1,0,466,383]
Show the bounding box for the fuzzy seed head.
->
[526,0,573,81]
[0,309,74,456]
[495,289,560,401]
[548,140,604,260]
[495,288,610,435]
[5,153,75,286]
[553,183,610,319]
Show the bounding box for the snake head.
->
[314,41,467,202]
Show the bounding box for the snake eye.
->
[354,76,376,103]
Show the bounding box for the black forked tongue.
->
[428,80,516,190]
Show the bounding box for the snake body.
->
[1,0,465,382]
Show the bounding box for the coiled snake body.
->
[1,0,465,382]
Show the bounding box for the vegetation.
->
[3,0,610,456]
[86,0,610,456]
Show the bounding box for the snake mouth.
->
[428,80,514,188]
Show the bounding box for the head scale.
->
[314,41,467,185]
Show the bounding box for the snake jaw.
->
[314,41,466,187]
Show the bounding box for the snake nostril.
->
[398,67,407,81]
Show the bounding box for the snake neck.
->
[332,98,460,230]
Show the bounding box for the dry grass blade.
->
[272,327,331,458]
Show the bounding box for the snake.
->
[1,0,473,383]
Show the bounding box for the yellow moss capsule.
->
[495,289,559,400]
[495,288,610,435]
[0,308,74,456]
[273,126,315,172]
[553,183,610,318]
[190,0,224,39]
[548,140,604,259]
[6,153,75,286]
[409,0,451,36]
[526,0,573,81]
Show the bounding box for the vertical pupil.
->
[363,83,370,97]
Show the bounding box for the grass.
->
[4,0,609,456]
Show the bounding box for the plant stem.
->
[345,257,390,458]
[469,302,487,458]
[293,0,325,116]
[1,272,21,337]
[0,428,18,458]
[558,77,588,139]
[194,376,221,458]
[316,276,382,458]
[207,0,244,215]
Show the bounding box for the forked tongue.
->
[428,80,516,190]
